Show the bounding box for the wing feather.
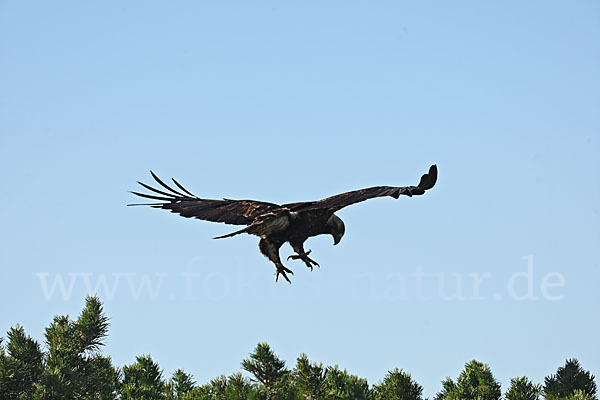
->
[130,165,436,229]
[129,191,173,202]
[150,170,187,197]
[172,177,196,197]
[136,181,178,197]
[129,172,282,226]
[285,164,437,213]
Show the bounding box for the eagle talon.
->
[275,264,294,283]
[287,251,320,271]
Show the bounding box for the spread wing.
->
[284,164,437,213]
[129,171,283,226]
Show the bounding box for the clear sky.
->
[1,1,598,397]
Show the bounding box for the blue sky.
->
[1,1,598,397]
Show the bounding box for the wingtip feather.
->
[418,164,438,190]
[149,171,187,197]
[171,177,196,197]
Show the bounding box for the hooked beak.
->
[333,235,341,245]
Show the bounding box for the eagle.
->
[129,165,437,283]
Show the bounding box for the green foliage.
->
[433,377,456,400]
[373,368,424,400]
[324,365,372,400]
[560,389,597,400]
[221,373,256,400]
[0,326,44,399]
[2,298,597,400]
[256,372,298,400]
[37,295,119,399]
[294,353,329,399]
[434,360,501,400]
[72,295,110,353]
[240,343,299,400]
[505,376,542,400]
[184,373,256,400]
[242,342,288,388]
[121,354,166,399]
[167,369,196,399]
[544,358,597,400]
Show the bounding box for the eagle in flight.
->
[130,165,437,283]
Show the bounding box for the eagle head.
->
[327,214,345,245]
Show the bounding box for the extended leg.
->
[259,238,294,283]
[288,241,320,271]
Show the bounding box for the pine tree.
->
[242,342,288,388]
[544,358,597,399]
[167,369,196,399]
[562,389,597,400]
[0,326,44,399]
[241,343,298,400]
[434,360,501,400]
[433,377,457,400]
[505,376,542,400]
[324,365,372,400]
[373,368,424,400]
[294,353,329,399]
[121,354,166,399]
[36,295,119,399]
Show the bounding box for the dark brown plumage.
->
[130,165,438,283]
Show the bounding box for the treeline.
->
[0,297,596,400]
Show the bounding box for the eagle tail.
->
[213,226,251,239]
